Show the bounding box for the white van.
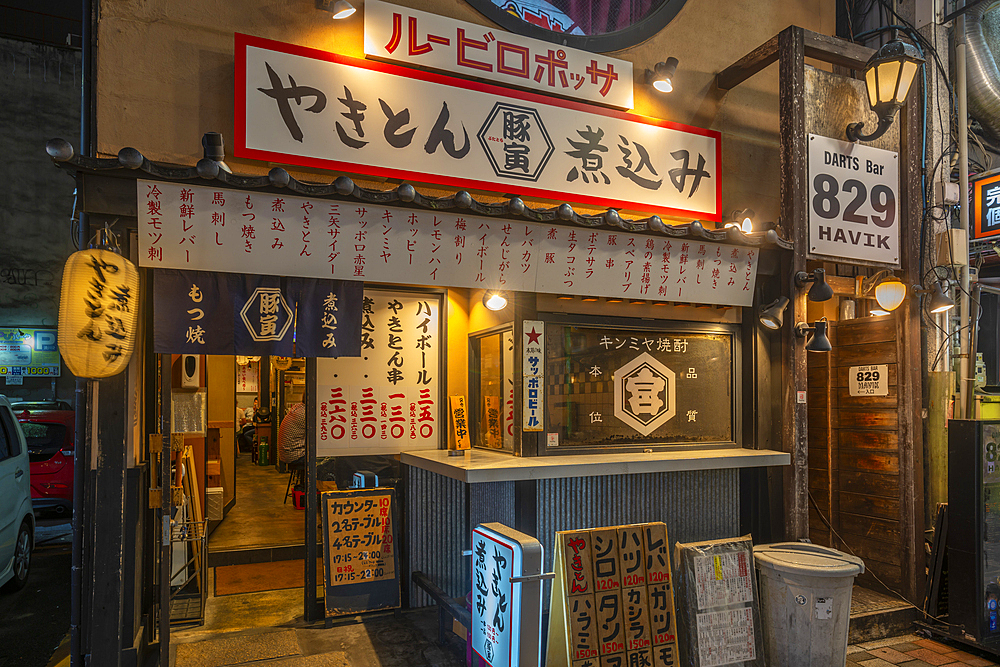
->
[0,395,33,591]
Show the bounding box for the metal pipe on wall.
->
[70,0,94,662]
[958,11,972,419]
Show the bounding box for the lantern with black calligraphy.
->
[57,232,140,379]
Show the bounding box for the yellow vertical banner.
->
[448,396,471,451]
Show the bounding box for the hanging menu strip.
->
[139,180,758,307]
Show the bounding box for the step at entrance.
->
[849,584,917,643]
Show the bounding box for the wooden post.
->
[779,26,810,541]
[305,357,319,621]
[898,79,926,602]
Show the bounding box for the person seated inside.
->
[278,402,306,467]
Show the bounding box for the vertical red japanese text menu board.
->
[321,488,399,617]
[547,522,678,667]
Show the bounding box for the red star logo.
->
[525,327,542,344]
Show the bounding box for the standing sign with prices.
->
[315,289,441,457]
[547,522,678,667]
[472,523,544,667]
[673,535,763,667]
[807,134,900,266]
[321,488,399,617]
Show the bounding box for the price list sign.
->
[547,522,678,667]
[321,488,400,616]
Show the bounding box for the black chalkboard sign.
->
[544,322,735,449]
[321,487,400,617]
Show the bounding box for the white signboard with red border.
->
[363,0,633,109]
[235,33,720,221]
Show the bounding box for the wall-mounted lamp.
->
[846,39,924,143]
[858,269,906,312]
[724,208,755,234]
[317,0,356,18]
[483,291,508,311]
[913,281,955,313]
[758,296,789,330]
[795,319,832,352]
[795,268,834,302]
[647,57,679,93]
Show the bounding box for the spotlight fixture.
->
[606,297,624,303]
[846,38,924,143]
[647,57,679,93]
[758,296,789,330]
[912,281,955,314]
[795,319,832,352]
[795,268,834,302]
[557,295,575,300]
[581,296,600,302]
[724,208,755,234]
[331,0,356,19]
[483,291,508,311]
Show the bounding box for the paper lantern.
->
[58,248,140,379]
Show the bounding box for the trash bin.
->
[753,542,864,667]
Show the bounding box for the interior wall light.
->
[483,291,508,311]
[913,281,955,313]
[724,208,755,234]
[758,296,789,330]
[795,318,832,352]
[647,57,679,93]
[846,38,924,143]
[794,268,834,302]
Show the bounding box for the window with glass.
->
[471,327,515,451]
[541,316,738,453]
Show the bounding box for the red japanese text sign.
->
[363,0,633,109]
[236,34,720,220]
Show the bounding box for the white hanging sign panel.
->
[138,181,758,307]
[363,0,634,109]
[236,363,258,393]
[236,33,720,220]
[314,290,440,456]
[807,134,900,266]
[522,320,544,432]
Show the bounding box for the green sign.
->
[0,328,60,377]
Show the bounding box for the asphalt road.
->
[0,519,72,667]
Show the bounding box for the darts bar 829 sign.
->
[807,134,899,267]
[236,33,720,220]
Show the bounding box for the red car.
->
[12,402,74,516]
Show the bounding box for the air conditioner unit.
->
[181,354,200,388]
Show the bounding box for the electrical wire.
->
[806,491,965,629]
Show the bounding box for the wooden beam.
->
[717,28,874,92]
[803,30,874,71]
[716,34,779,91]
[779,26,810,541]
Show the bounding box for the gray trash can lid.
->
[753,542,864,577]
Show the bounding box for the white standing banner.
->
[138,181,758,307]
[363,0,634,109]
[315,290,440,456]
[807,133,900,266]
[236,33,720,221]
